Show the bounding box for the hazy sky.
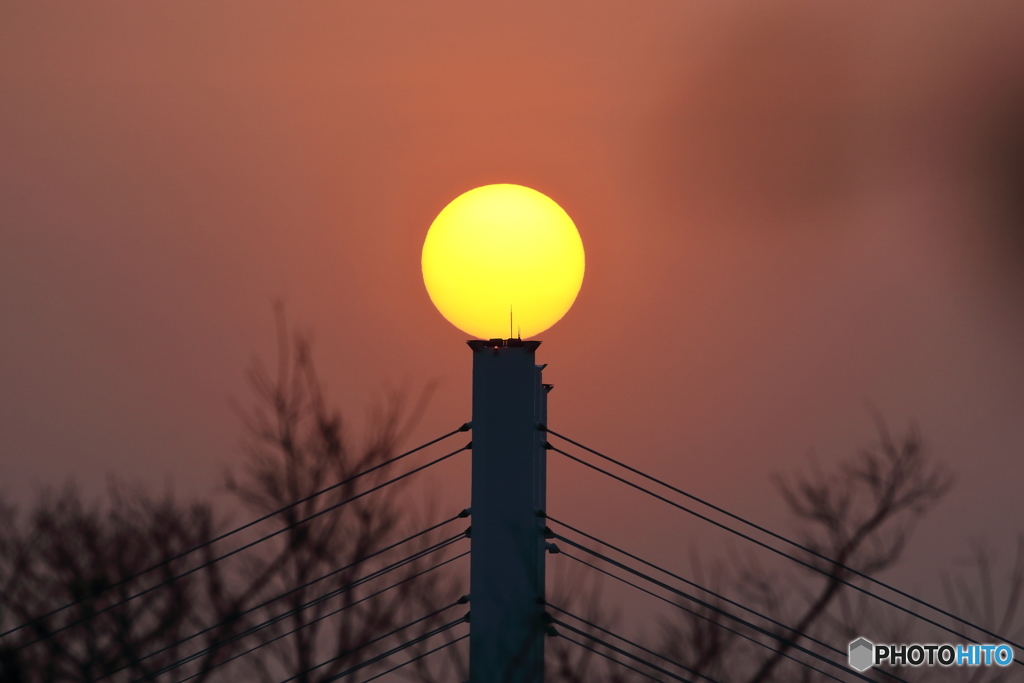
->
[1,0,1021,607]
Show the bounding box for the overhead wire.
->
[13,443,471,652]
[546,429,1024,657]
[126,531,468,683]
[136,533,464,680]
[172,550,469,683]
[90,513,466,681]
[278,612,468,683]
[550,528,882,683]
[321,618,467,683]
[546,442,1024,666]
[547,604,722,683]
[0,424,469,642]
[547,514,901,682]
[323,619,466,683]
[554,618,704,683]
[555,630,672,683]
[556,549,852,683]
[355,633,468,683]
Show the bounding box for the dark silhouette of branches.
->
[905,537,1023,683]
[0,484,247,683]
[0,312,461,683]
[640,419,963,683]
[215,312,461,683]
[655,553,740,683]
[744,419,953,682]
[2,307,1018,683]
[943,537,1024,652]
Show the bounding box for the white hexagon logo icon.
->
[849,638,874,672]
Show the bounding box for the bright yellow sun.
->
[422,184,585,340]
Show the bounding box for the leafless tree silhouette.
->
[745,419,954,682]
[642,420,1022,683]
[2,316,1020,683]
[219,312,465,683]
[0,313,465,683]
[0,483,248,683]
[547,419,1020,683]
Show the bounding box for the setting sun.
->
[422,184,585,339]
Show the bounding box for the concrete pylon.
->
[468,338,549,683]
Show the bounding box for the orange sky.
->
[1,0,1021,607]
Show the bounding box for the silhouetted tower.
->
[468,338,549,683]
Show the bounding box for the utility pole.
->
[468,338,549,683]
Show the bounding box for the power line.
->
[171,551,470,683]
[323,619,466,683]
[279,613,468,683]
[0,424,469,643]
[13,444,470,652]
[554,619,704,683]
[132,534,468,683]
[548,604,722,683]
[555,629,674,683]
[551,531,880,683]
[322,618,467,683]
[557,549,852,683]
[356,633,468,683]
[546,444,1022,666]
[547,514,899,682]
[277,604,464,683]
[137,534,464,681]
[547,429,1024,657]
